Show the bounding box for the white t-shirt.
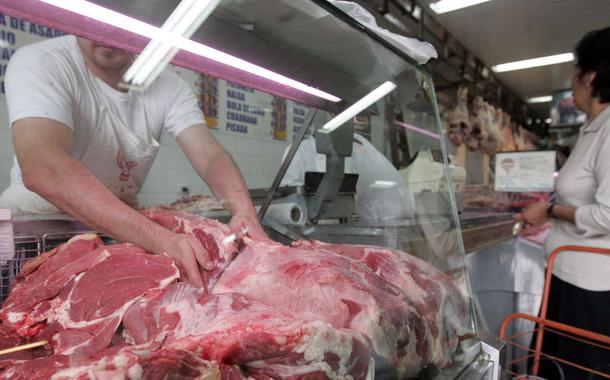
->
[545,106,610,291]
[4,35,204,186]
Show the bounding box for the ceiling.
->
[421,0,610,117]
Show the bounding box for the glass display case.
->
[0,0,494,378]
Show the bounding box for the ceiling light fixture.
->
[527,96,553,103]
[430,0,492,14]
[320,81,397,133]
[492,53,574,73]
[37,0,341,102]
[122,0,222,91]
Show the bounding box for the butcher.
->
[0,35,266,286]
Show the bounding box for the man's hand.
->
[515,201,551,227]
[177,126,269,242]
[154,231,215,287]
[229,212,269,241]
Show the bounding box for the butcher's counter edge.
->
[10,210,515,254]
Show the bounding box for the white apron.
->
[0,73,159,215]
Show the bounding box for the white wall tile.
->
[213,132,236,153]
[165,148,187,170]
[245,139,264,157]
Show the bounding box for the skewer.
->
[0,340,48,356]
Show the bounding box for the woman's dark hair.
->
[575,26,610,102]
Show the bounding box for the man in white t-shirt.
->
[0,35,266,286]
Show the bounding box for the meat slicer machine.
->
[256,110,360,240]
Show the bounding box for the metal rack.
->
[0,235,40,305]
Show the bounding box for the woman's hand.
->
[515,201,551,227]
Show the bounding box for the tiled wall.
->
[138,129,290,206]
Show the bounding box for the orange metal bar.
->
[500,314,610,379]
[532,246,610,374]
[500,313,610,346]
[498,245,610,375]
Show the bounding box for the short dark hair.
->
[575,26,610,102]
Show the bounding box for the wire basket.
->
[500,245,610,379]
[0,235,41,306]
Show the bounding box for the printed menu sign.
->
[495,151,556,192]
[196,74,313,142]
[0,14,65,97]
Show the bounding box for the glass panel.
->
[0,0,484,378]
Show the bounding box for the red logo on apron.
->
[117,151,138,181]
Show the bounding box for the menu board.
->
[494,151,556,192]
[196,74,311,142]
[0,14,65,97]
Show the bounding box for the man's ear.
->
[583,71,597,88]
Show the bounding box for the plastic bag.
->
[351,135,416,222]
[329,0,438,64]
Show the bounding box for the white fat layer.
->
[294,323,356,379]
[164,295,238,338]
[127,364,143,379]
[197,366,220,380]
[6,311,25,324]
[51,347,148,380]
[113,354,129,367]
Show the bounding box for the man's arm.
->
[13,117,212,286]
[177,124,267,240]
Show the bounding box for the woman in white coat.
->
[517,27,610,379]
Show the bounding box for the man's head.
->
[77,37,133,72]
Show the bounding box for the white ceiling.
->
[422,0,610,116]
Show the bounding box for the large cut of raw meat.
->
[293,241,470,369]
[124,283,372,379]
[0,234,179,355]
[213,238,467,377]
[0,209,468,379]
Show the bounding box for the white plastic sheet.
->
[329,1,438,64]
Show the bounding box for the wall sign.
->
[0,13,65,97]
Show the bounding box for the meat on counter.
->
[0,209,469,379]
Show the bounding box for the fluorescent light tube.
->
[430,0,492,14]
[320,81,397,133]
[371,180,397,188]
[492,53,574,73]
[394,120,441,140]
[123,0,222,90]
[527,96,553,103]
[37,0,341,103]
